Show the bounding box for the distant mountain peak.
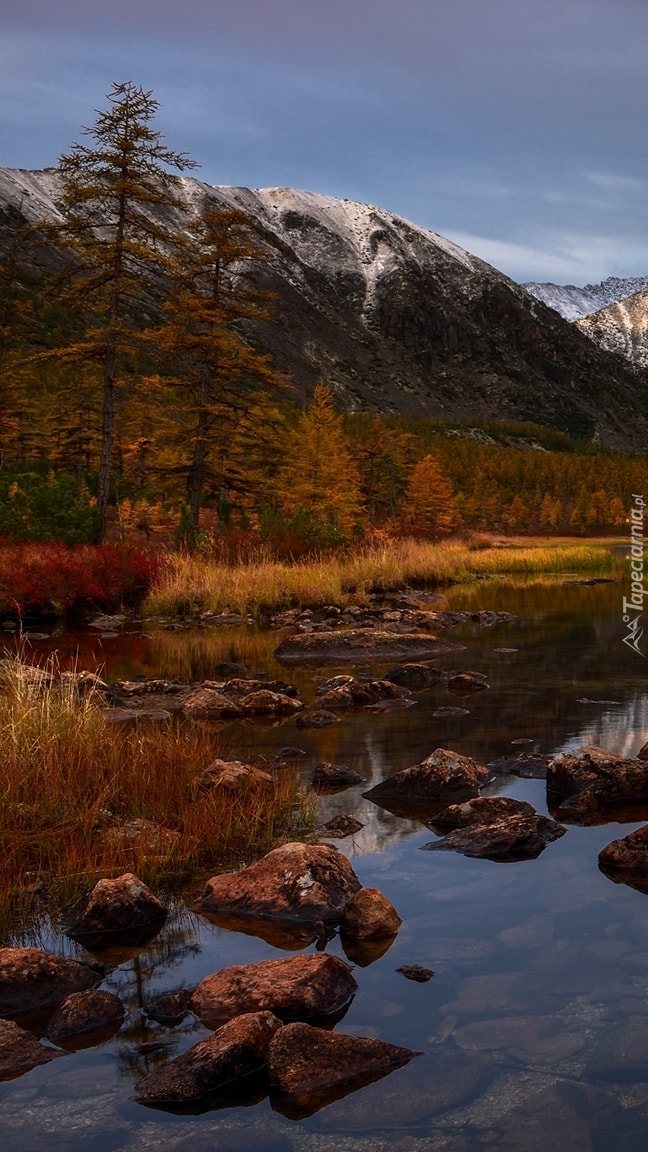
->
[523,275,648,321]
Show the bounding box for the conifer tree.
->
[277,383,364,537]
[403,454,455,537]
[148,201,287,530]
[50,81,197,539]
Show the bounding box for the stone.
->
[0,947,102,1017]
[200,759,273,791]
[386,663,446,687]
[193,843,361,927]
[547,745,648,815]
[190,954,357,1029]
[44,989,125,1049]
[274,629,465,663]
[420,814,566,861]
[64,873,167,939]
[488,752,551,778]
[340,888,402,940]
[99,819,180,858]
[145,988,194,1026]
[318,679,409,711]
[311,762,366,787]
[432,706,470,717]
[446,671,489,694]
[268,1022,419,1118]
[59,670,109,693]
[364,748,491,807]
[181,689,242,720]
[320,814,364,837]
[295,709,341,728]
[599,825,648,888]
[214,662,247,677]
[134,1011,282,1106]
[490,1081,618,1152]
[396,965,434,982]
[239,690,303,716]
[0,1018,62,1080]
[430,796,537,831]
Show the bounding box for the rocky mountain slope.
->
[523,276,648,322]
[2,167,647,447]
[575,291,648,368]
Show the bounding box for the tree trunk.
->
[188,387,208,529]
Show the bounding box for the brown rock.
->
[420,814,566,861]
[637,739,648,761]
[311,762,365,788]
[239,691,304,717]
[64,873,167,939]
[134,1011,282,1105]
[548,745,648,815]
[340,888,402,940]
[321,814,364,837]
[0,947,102,1017]
[181,689,242,720]
[599,824,648,875]
[295,709,341,728]
[364,748,491,807]
[318,679,409,710]
[219,677,299,698]
[274,629,465,663]
[396,965,434,982]
[0,1018,62,1080]
[386,663,446,687]
[190,953,357,1029]
[268,1021,419,1118]
[193,842,361,926]
[201,759,273,791]
[430,796,537,831]
[447,671,489,694]
[44,989,124,1049]
[145,988,194,1026]
[488,752,551,778]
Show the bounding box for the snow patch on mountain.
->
[523,276,648,321]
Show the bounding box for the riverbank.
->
[146,537,617,618]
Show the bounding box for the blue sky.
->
[2,0,648,283]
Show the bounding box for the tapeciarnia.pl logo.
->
[622,493,645,656]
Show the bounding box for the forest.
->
[1,82,645,557]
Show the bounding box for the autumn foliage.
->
[0,541,160,617]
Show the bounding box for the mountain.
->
[523,276,648,322]
[575,291,648,368]
[2,166,648,447]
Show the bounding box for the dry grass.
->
[0,654,312,932]
[146,537,615,617]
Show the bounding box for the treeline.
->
[1,82,646,552]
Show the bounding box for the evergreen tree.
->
[50,81,197,539]
[402,454,455,536]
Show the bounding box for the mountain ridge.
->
[2,167,647,448]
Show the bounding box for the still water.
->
[4,579,648,1151]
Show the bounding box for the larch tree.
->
[50,81,197,540]
[277,383,364,537]
[150,201,288,533]
[402,453,455,537]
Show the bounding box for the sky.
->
[2,0,648,284]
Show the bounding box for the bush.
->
[0,541,161,617]
[0,471,100,544]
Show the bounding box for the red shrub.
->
[0,540,161,617]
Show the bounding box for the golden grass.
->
[0,654,312,931]
[146,537,615,617]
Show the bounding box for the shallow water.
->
[4,579,648,1151]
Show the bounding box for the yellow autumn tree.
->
[402,454,455,537]
[276,384,364,538]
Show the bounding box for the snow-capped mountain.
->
[2,167,647,446]
[575,291,648,368]
[523,276,648,322]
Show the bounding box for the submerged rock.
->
[64,873,167,939]
[193,843,361,927]
[421,813,566,861]
[296,709,341,729]
[134,1011,282,1106]
[0,1018,62,1080]
[0,947,102,1017]
[320,814,364,838]
[396,964,434,982]
[340,888,402,940]
[386,663,446,687]
[447,672,489,694]
[274,629,465,663]
[268,1022,419,1119]
[364,748,491,808]
[190,954,357,1029]
[488,752,551,779]
[44,989,124,1049]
